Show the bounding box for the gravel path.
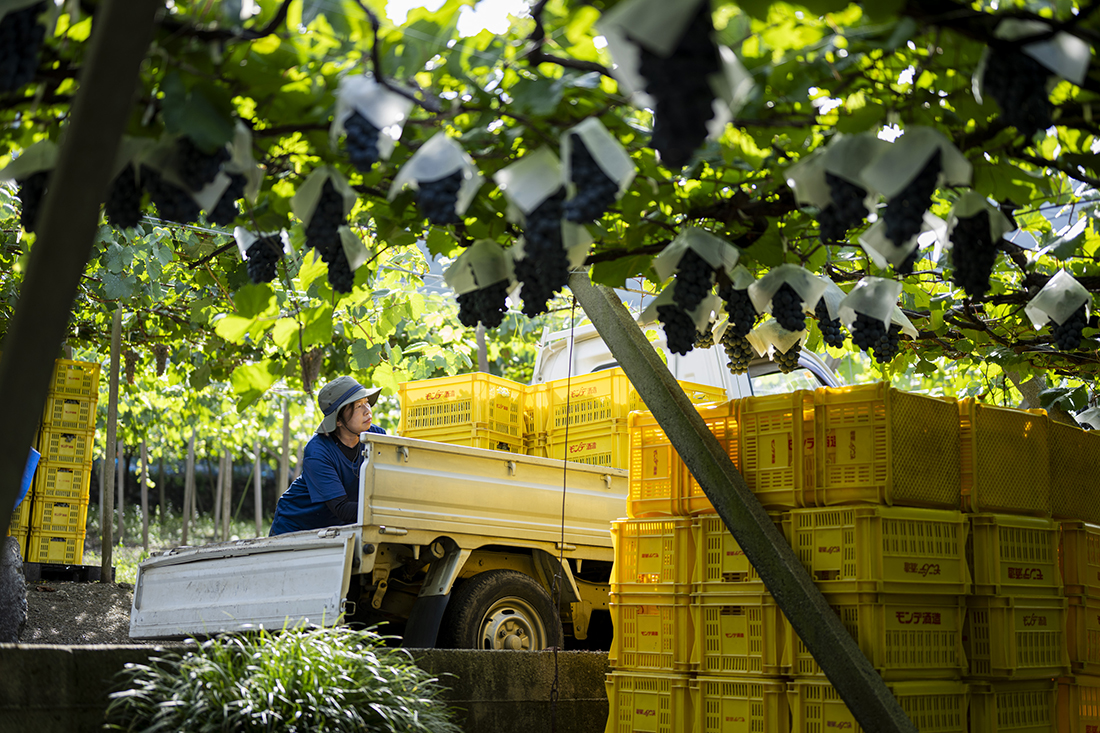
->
[20,580,153,645]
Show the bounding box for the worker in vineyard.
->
[269,376,385,535]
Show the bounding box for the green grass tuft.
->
[104,624,461,733]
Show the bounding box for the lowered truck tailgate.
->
[130,530,356,640]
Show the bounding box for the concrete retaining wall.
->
[0,644,610,733]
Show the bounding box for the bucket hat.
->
[316,376,381,434]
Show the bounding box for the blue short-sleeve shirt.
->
[269,425,385,535]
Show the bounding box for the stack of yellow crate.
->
[611,383,1032,732]
[10,360,100,565]
[528,367,726,469]
[398,369,725,470]
[1051,416,1100,731]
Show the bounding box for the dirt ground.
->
[20,580,151,645]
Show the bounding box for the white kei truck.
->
[128,326,839,649]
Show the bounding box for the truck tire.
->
[438,570,563,650]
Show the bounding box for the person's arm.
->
[324,495,357,523]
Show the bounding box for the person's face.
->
[339,397,373,434]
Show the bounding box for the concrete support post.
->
[568,271,917,733]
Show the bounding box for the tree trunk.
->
[476,323,488,372]
[293,442,305,481]
[278,401,290,498]
[212,448,223,540]
[221,449,233,541]
[253,439,263,537]
[182,431,195,546]
[101,308,121,579]
[140,440,149,552]
[0,1,159,540]
[156,451,165,525]
[116,442,126,543]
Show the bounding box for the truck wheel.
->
[438,570,563,650]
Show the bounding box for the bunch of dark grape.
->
[105,164,143,229]
[721,327,753,374]
[818,172,868,243]
[142,166,200,224]
[950,210,999,298]
[303,179,356,293]
[175,137,230,192]
[563,134,618,222]
[871,324,902,364]
[326,250,356,293]
[815,300,845,348]
[657,303,697,355]
[771,282,806,332]
[775,341,801,374]
[631,3,721,169]
[0,2,45,93]
[246,234,283,284]
[1051,304,1088,351]
[672,249,715,313]
[457,279,510,329]
[152,344,169,377]
[850,311,887,355]
[982,46,1053,139]
[513,189,569,317]
[719,283,757,338]
[417,170,463,225]
[895,246,920,277]
[124,350,137,386]
[207,173,247,226]
[17,170,48,232]
[883,148,941,248]
[695,324,715,349]
[344,112,381,172]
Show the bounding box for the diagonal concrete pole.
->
[0,0,160,540]
[569,271,917,733]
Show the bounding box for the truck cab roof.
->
[532,323,841,399]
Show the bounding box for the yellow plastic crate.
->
[534,368,725,434]
[693,513,784,594]
[811,384,960,508]
[41,394,97,432]
[1058,675,1100,733]
[38,428,95,467]
[960,399,1050,516]
[399,373,527,441]
[402,423,523,453]
[628,411,680,517]
[611,518,694,594]
[30,498,88,535]
[964,595,1069,678]
[1060,520,1100,598]
[10,498,31,534]
[692,676,787,733]
[970,679,1057,733]
[25,530,84,564]
[604,671,691,733]
[49,359,100,398]
[968,514,1062,597]
[33,461,92,502]
[691,592,786,676]
[785,505,970,595]
[546,422,630,470]
[737,391,815,509]
[1069,596,1100,676]
[786,592,967,680]
[609,592,693,673]
[1051,422,1100,523]
[787,678,968,733]
[679,402,739,516]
